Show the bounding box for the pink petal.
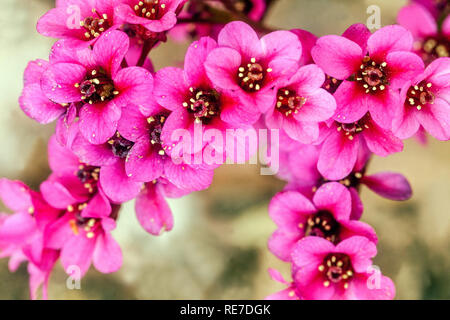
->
[397,4,437,38]
[113,66,154,109]
[335,236,377,273]
[392,99,420,139]
[362,172,412,200]
[416,97,450,140]
[366,88,402,130]
[349,187,364,220]
[40,180,78,209]
[92,233,122,273]
[386,51,424,89]
[268,229,301,262]
[99,160,143,203]
[125,138,164,182]
[20,84,66,124]
[24,59,49,86]
[292,236,334,267]
[0,212,36,244]
[318,129,360,180]
[342,23,371,53]
[290,64,325,94]
[60,234,95,277]
[205,47,242,91]
[218,21,262,58]
[93,30,129,78]
[78,102,121,144]
[367,25,413,61]
[333,81,369,124]
[71,133,117,166]
[362,121,403,156]
[41,63,85,103]
[290,29,318,65]
[154,67,189,110]
[312,182,352,221]
[48,135,79,174]
[0,179,32,212]
[294,88,336,122]
[284,118,319,144]
[117,104,150,141]
[184,37,217,87]
[163,161,214,192]
[81,188,112,218]
[311,35,363,80]
[135,183,173,235]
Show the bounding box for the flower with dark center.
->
[76,164,101,193]
[336,114,371,141]
[275,88,306,117]
[322,75,343,94]
[81,9,111,40]
[183,87,221,124]
[355,56,389,94]
[68,211,101,239]
[108,132,135,159]
[422,36,450,63]
[318,253,354,288]
[405,80,435,111]
[77,68,119,105]
[237,57,269,92]
[304,210,340,243]
[147,112,168,156]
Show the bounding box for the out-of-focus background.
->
[0,0,449,299]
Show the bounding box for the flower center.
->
[323,75,342,94]
[76,164,100,193]
[304,210,340,243]
[133,0,166,20]
[108,132,134,158]
[76,68,118,105]
[276,88,306,117]
[147,113,168,156]
[318,253,354,288]
[336,114,371,141]
[183,87,221,125]
[356,56,388,94]
[232,0,255,15]
[405,81,435,111]
[237,57,271,92]
[421,36,450,65]
[68,212,100,238]
[81,9,111,39]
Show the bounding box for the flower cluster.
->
[1,0,449,299]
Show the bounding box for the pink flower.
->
[117,103,215,190]
[268,182,377,262]
[114,0,186,33]
[0,179,60,299]
[398,4,450,65]
[290,29,318,66]
[37,0,121,46]
[155,37,258,159]
[393,57,450,140]
[135,178,190,235]
[43,136,114,216]
[312,25,424,129]
[44,205,122,277]
[264,64,336,144]
[41,30,154,144]
[205,21,302,114]
[291,236,395,300]
[411,0,449,19]
[317,113,403,180]
[285,145,412,220]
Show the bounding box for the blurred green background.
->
[0,0,449,299]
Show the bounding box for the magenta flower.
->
[398,4,450,65]
[291,29,318,66]
[0,179,60,299]
[393,57,450,140]
[115,0,186,33]
[317,113,403,180]
[41,30,154,144]
[312,25,424,129]
[285,145,412,220]
[411,0,449,19]
[264,64,336,144]
[135,178,190,235]
[155,37,258,160]
[44,206,122,276]
[205,21,302,114]
[268,183,377,262]
[291,236,395,300]
[117,103,215,190]
[37,0,121,46]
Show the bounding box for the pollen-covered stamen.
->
[336,114,370,141]
[339,171,364,189]
[276,88,306,117]
[323,75,343,94]
[318,253,354,289]
[147,113,168,156]
[108,132,134,158]
[237,58,269,92]
[68,212,101,239]
[183,87,221,125]
[81,9,111,39]
[76,68,118,105]
[405,81,435,111]
[304,210,340,243]
[356,56,388,94]
[422,36,450,60]
[133,0,166,20]
[76,164,100,193]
